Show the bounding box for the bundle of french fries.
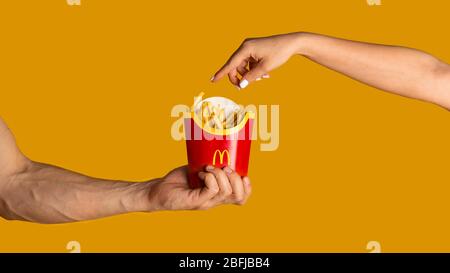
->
[193,92,245,130]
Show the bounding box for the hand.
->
[147,165,252,211]
[212,32,303,89]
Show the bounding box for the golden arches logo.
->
[212,149,231,165]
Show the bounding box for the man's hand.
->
[0,117,252,224]
[147,165,251,211]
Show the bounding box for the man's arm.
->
[213,32,450,109]
[0,117,251,224]
[0,160,152,223]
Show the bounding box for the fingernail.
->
[256,77,262,81]
[198,172,206,179]
[239,79,249,89]
[262,74,270,79]
[223,166,233,174]
[205,165,214,171]
[210,76,215,82]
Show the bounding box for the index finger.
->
[212,44,250,82]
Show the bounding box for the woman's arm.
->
[0,117,251,224]
[213,32,450,109]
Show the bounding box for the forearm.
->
[0,160,152,224]
[295,32,450,109]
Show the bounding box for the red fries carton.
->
[184,96,254,188]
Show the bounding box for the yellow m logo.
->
[212,149,231,165]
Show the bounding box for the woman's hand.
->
[212,32,304,89]
[147,165,252,211]
[213,31,450,109]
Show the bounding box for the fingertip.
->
[239,79,249,89]
[243,176,251,187]
[212,71,226,82]
[198,171,206,178]
[212,70,224,83]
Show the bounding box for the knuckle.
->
[243,37,255,43]
[230,172,241,181]
[258,63,269,73]
[210,187,220,195]
[219,192,230,200]
[223,188,233,196]
[242,39,254,49]
[205,173,215,180]
[235,196,245,205]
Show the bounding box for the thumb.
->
[239,64,268,89]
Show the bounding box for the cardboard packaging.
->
[184,97,254,188]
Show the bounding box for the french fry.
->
[218,108,225,122]
[201,102,212,126]
[205,113,216,129]
[195,97,246,130]
[192,91,204,111]
[213,115,223,129]
[225,111,237,129]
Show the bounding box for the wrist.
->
[121,180,155,213]
[291,32,316,57]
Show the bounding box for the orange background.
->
[0,0,449,252]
